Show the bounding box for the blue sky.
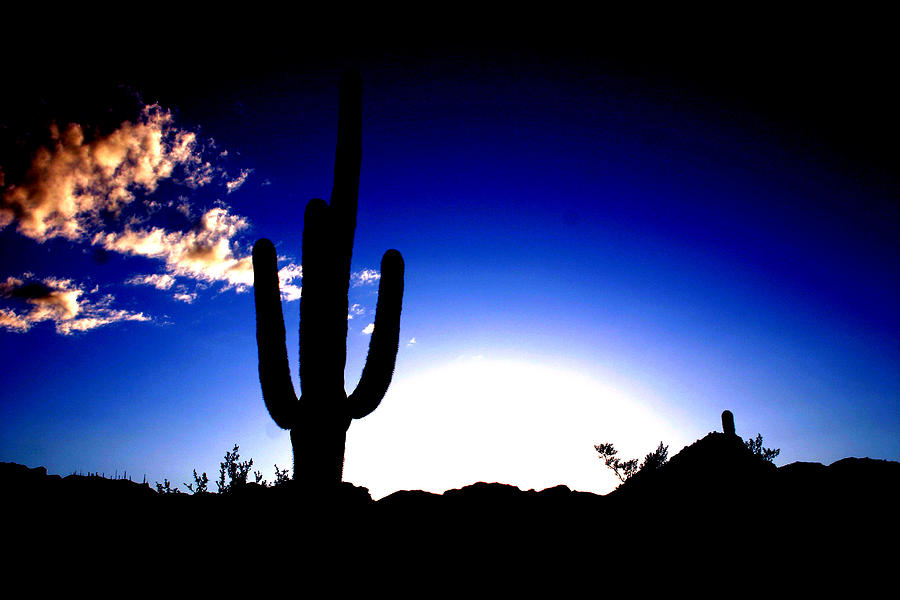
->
[1,43,896,498]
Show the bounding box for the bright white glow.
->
[344,357,686,499]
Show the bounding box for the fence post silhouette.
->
[252,70,405,490]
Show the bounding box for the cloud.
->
[173,291,197,303]
[348,303,366,319]
[0,105,208,243]
[225,168,252,194]
[94,206,255,291]
[0,103,304,320]
[407,337,417,346]
[277,263,302,302]
[126,273,176,290]
[351,269,380,287]
[0,275,150,334]
[361,323,375,335]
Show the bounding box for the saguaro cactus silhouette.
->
[252,70,404,488]
[722,410,735,436]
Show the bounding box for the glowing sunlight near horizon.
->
[343,357,686,500]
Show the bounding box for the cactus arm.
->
[348,249,405,419]
[252,238,298,430]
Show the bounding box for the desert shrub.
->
[640,442,669,472]
[155,479,182,494]
[595,443,640,483]
[273,464,291,487]
[596,441,669,484]
[170,444,292,494]
[745,434,780,463]
[183,469,209,494]
[254,470,267,486]
[216,444,254,493]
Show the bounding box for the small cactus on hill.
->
[252,70,405,489]
[722,410,736,436]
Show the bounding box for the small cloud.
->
[348,303,366,319]
[0,274,150,335]
[225,168,252,194]
[361,323,375,335]
[173,291,197,303]
[277,262,302,302]
[407,337,417,346]
[126,273,176,290]
[351,269,380,287]
[182,160,214,189]
[172,197,193,218]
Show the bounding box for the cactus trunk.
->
[290,422,347,488]
[252,70,404,489]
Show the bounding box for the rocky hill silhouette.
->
[6,430,896,582]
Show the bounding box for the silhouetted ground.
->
[5,434,897,587]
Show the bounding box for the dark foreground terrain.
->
[5,432,897,587]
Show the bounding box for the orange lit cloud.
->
[0,105,207,242]
[225,168,253,194]
[0,104,302,316]
[0,275,150,334]
[94,207,255,290]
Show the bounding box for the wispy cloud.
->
[407,337,417,346]
[0,275,150,334]
[117,216,305,302]
[225,168,252,194]
[348,303,366,319]
[126,273,176,290]
[172,291,197,303]
[93,206,255,291]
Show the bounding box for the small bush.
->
[168,444,291,494]
[745,434,780,463]
[272,464,291,487]
[183,469,209,494]
[216,444,254,494]
[155,479,181,494]
[595,443,639,483]
[596,441,669,484]
[640,442,669,472]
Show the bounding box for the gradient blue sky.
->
[1,39,896,498]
